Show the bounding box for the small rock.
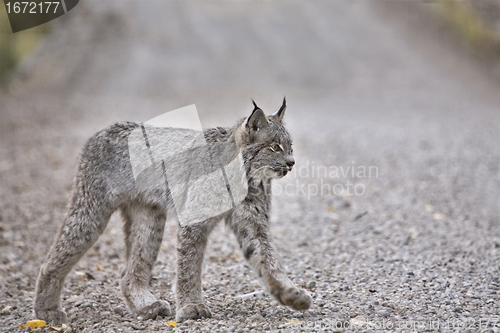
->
[382,312,390,318]
[130,322,146,330]
[307,281,316,289]
[114,307,125,316]
[250,314,264,323]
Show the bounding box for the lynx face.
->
[242,99,295,184]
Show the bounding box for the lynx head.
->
[236,97,295,184]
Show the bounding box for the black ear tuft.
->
[252,99,259,110]
[273,96,287,122]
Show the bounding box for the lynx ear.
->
[244,100,269,133]
[272,96,286,122]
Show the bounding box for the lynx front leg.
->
[120,205,171,319]
[175,221,216,322]
[230,205,312,311]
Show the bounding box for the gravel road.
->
[1,1,499,332]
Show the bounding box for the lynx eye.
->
[270,143,282,152]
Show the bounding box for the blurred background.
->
[0,0,499,331]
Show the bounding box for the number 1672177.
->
[5,2,60,14]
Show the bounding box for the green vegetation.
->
[0,7,50,81]
[431,0,500,63]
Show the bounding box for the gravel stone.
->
[113,307,125,316]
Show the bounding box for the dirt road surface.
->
[1,1,499,332]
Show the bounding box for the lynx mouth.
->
[273,169,288,178]
[269,165,290,179]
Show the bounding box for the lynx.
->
[34,98,312,324]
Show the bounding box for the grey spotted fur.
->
[34,99,312,324]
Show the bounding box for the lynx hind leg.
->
[120,204,171,319]
[34,201,113,325]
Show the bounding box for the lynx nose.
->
[286,159,295,169]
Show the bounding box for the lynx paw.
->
[137,300,171,319]
[34,309,68,325]
[175,303,212,322]
[276,287,312,311]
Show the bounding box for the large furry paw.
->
[34,309,68,325]
[137,300,171,319]
[175,303,212,322]
[276,287,312,311]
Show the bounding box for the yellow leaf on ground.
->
[19,320,46,329]
[167,321,178,327]
[96,263,104,271]
[284,318,300,324]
